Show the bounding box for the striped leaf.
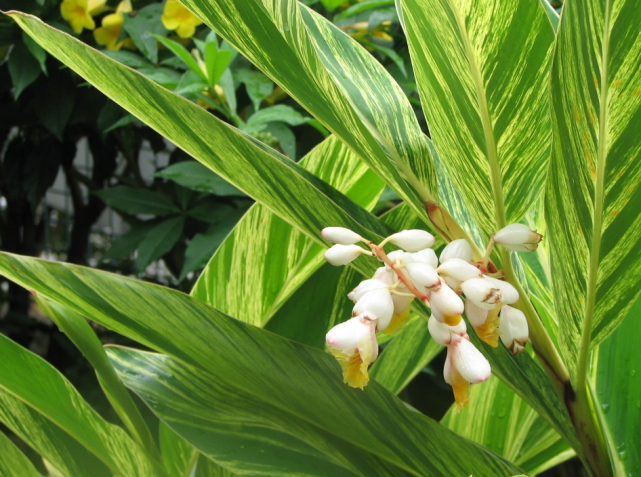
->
[545,0,641,379]
[0,430,42,477]
[191,135,385,330]
[398,0,555,238]
[441,375,574,476]
[0,333,163,477]
[0,254,520,476]
[35,297,158,461]
[108,347,522,477]
[0,390,111,477]
[179,0,439,220]
[7,12,388,250]
[593,297,641,476]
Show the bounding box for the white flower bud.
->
[461,278,501,310]
[324,244,365,266]
[373,267,396,285]
[484,276,519,305]
[499,305,529,354]
[465,299,488,327]
[412,248,439,268]
[321,227,363,245]
[493,223,542,252]
[388,229,435,252]
[353,289,394,331]
[428,315,467,346]
[439,239,473,264]
[326,314,377,357]
[386,250,414,268]
[437,258,482,282]
[405,262,440,289]
[449,334,491,384]
[430,280,464,325]
[347,279,389,302]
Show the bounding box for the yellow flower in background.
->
[60,0,106,34]
[94,0,133,51]
[161,0,203,39]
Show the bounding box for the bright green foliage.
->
[2,1,641,476]
[545,0,641,381]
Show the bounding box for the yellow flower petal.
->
[116,0,132,14]
[61,0,95,34]
[473,306,501,348]
[87,0,107,15]
[450,364,471,409]
[331,348,371,390]
[161,0,202,38]
[175,21,197,39]
[382,307,412,336]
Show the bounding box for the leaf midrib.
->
[576,0,611,389]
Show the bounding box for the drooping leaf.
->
[8,12,389,251]
[0,334,163,477]
[110,346,523,477]
[0,389,111,477]
[545,0,641,378]
[136,216,185,271]
[398,0,555,239]
[0,430,42,477]
[0,254,521,477]
[7,41,40,98]
[93,186,181,216]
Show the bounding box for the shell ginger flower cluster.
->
[322,223,541,408]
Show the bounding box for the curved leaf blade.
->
[6,12,388,249]
[0,333,162,477]
[0,430,42,477]
[0,254,520,477]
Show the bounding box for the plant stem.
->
[365,240,429,302]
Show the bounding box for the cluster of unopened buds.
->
[322,223,542,408]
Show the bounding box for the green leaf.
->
[104,221,158,260]
[110,346,524,477]
[594,297,641,476]
[233,68,273,110]
[319,0,344,12]
[94,186,181,216]
[35,297,158,461]
[441,375,574,476]
[8,41,40,98]
[159,423,199,477]
[122,4,166,64]
[137,216,185,270]
[22,30,46,73]
[0,430,42,477]
[8,13,389,250]
[0,254,522,477]
[179,0,439,221]
[398,0,555,239]
[245,105,311,132]
[191,135,384,328]
[155,162,246,197]
[204,42,231,86]
[544,0,641,380]
[0,333,164,477]
[103,49,154,69]
[154,34,208,83]
[0,389,112,477]
[35,72,75,141]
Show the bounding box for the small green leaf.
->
[154,34,207,82]
[156,162,246,197]
[8,41,40,98]
[94,186,181,216]
[22,30,46,73]
[103,50,154,68]
[245,105,310,132]
[137,216,185,270]
[122,4,166,64]
[234,68,273,110]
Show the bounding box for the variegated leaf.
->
[545,0,641,379]
[398,0,555,239]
